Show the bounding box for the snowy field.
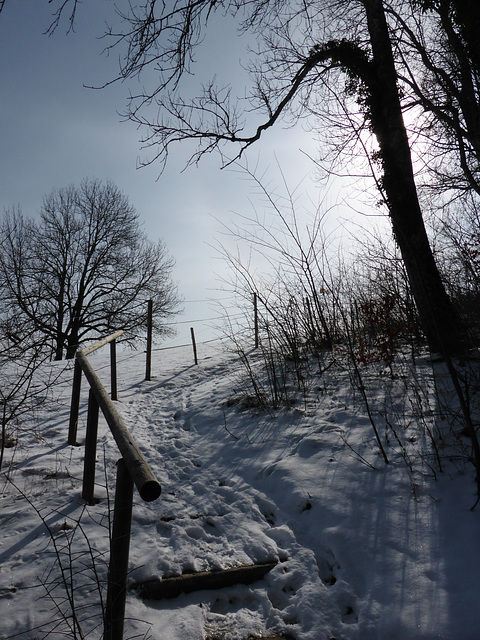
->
[1,340,480,639]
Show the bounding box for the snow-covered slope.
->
[1,342,479,639]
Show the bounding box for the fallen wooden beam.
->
[131,561,278,600]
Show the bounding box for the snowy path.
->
[2,344,480,639]
[114,349,337,639]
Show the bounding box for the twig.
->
[223,411,239,440]
[340,432,378,470]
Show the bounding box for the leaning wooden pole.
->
[81,330,124,356]
[75,350,161,502]
[66,330,161,638]
[68,330,123,446]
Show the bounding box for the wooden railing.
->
[68,331,162,640]
[68,329,124,446]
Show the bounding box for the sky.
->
[0,0,365,348]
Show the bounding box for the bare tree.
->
[390,0,480,197]
[432,196,480,340]
[96,0,468,356]
[0,179,180,359]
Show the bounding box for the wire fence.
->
[142,296,249,353]
[81,300,245,376]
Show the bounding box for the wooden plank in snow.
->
[132,561,278,600]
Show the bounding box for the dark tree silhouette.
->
[0,179,180,359]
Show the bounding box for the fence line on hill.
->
[143,296,257,377]
[73,297,254,379]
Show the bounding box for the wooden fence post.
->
[82,389,99,505]
[190,327,198,365]
[254,292,259,349]
[68,359,82,446]
[145,299,153,381]
[110,338,118,401]
[104,458,134,640]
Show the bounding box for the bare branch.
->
[45,0,81,34]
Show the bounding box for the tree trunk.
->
[66,292,84,359]
[54,339,64,361]
[362,0,470,357]
[66,330,79,359]
[54,285,65,359]
[54,270,67,361]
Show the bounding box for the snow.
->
[1,341,480,639]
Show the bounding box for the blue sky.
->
[0,1,345,347]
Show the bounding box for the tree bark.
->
[362,0,470,357]
[54,337,64,361]
[54,298,64,360]
[66,330,79,359]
